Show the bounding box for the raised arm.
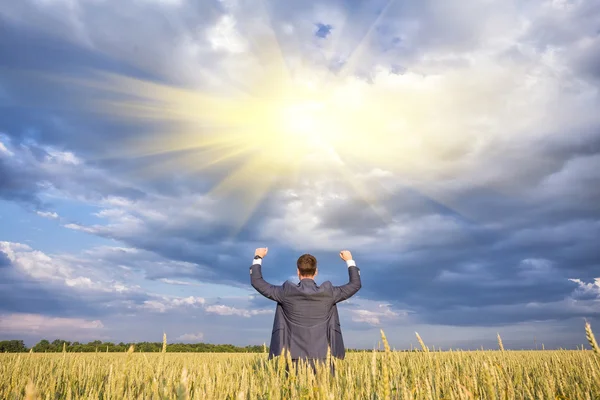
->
[249,247,285,303]
[332,250,362,304]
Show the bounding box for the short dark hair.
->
[297,254,317,277]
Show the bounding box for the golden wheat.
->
[415,331,429,352]
[0,322,598,399]
[585,320,600,356]
[497,333,505,352]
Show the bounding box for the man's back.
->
[282,279,333,326]
[249,250,361,360]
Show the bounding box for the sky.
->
[1,0,599,350]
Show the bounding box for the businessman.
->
[249,247,361,374]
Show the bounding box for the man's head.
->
[297,253,318,279]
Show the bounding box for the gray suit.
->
[250,262,361,361]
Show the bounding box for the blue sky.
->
[1,0,599,350]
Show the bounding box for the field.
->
[2,327,599,400]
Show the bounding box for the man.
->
[249,247,361,374]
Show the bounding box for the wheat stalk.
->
[162,333,167,353]
[415,332,429,352]
[176,367,189,400]
[585,320,600,356]
[24,380,38,400]
[380,329,391,353]
[497,333,505,351]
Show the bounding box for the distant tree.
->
[0,340,27,352]
[3,338,270,353]
[33,339,51,352]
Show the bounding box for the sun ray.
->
[126,140,258,180]
[26,4,523,237]
[206,152,281,237]
[57,62,485,231]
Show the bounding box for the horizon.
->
[1,0,599,350]
[4,332,596,352]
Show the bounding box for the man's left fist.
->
[255,247,268,258]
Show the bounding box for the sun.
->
[56,18,461,236]
[66,65,396,235]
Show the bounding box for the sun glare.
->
[281,101,325,137]
[57,18,465,236]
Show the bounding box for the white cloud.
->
[0,241,140,293]
[0,313,104,334]
[158,278,202,286]
[204,304,273,318]
[137,0,183,6]
[138,296,274,319]
[141,296,206,313]
[345,300,409,327]
[0,141,13,157]
[36,211,59,219]
[45,150,81,165]
[569,278,600,299]
[1,241,74,282]
[206,15,247,53]
[177,332,204,342]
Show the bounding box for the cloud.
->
[206,15,247,53]
[177,332,204,342]
[0,250,10,268]
[158,278,203,286]
[0,139,13,157]
[0,138,147,208]
[0,241,140,293]
[0,0,599,349]
[347,302,408,327]
[204,304,273,318]
[141,296,206,313]
[36,211,59,219]
[0,313,104,335]
[569,278,600,301]
[0,240,281,346]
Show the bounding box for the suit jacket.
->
[250,262,361,360]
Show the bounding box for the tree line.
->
[0,339,411,353]
[0,339,266,353]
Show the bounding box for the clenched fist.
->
[255,247,268,258]
[339,250,352,261]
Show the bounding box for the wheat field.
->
[2,325,599,400]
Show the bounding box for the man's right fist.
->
[339,250,352,261]
[255,248,268,258]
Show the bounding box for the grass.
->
[1,322,599,399]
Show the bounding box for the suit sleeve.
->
[250,263,285,303]
[332,264,361,304]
